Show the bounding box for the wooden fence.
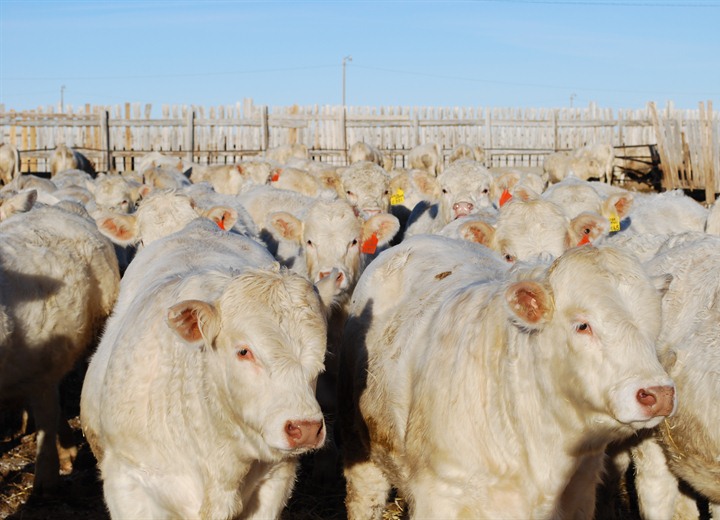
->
[1,98,717,201]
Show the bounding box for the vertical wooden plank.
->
[261,105,269,152]
[649,101,677,191]
[701,101,716,203]
[341,106,348,163]
[185,108,195,163]
[100,110,112,172]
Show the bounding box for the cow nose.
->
[636,385,675,417]
[453,202,474,218]
[285,419,325,449]
[363,208,381,216]
[317,270,345,286]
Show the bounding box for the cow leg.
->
[29,386,61,495]
[57,415,78,474]
[710,502,720,519]
[344,459,390,520]
[560,453,605,520]
[102,456,188,520]
[244,459,298,520]
[632,436,680,520]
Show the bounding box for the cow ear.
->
[166,299,220,348]
[314,267,343,315]
[652,273,673,297]
[602,193,633,220]
[567,212,609,248]
[505,281,553,330]
[459,219,495,246]
[410,171,440,199]
[496,171,521,192]
[202,205,238,231]
[267,212,303,242]
[362,213,400,247]
[511,184,540,202]
[0,189,37,220]
[96,213,140,246]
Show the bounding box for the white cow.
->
[264,143,309,164]
[403,159,496,237]
[0,202,120,495]
[95,189,240,250]
[81,219,329,519]
[407,143,442,176]
[49,143,96,177]
[339,235,675,519]
[0,143,21,185]
[339,161,392,220]
[267,166,333,198]
[448,142,485,164]
[630,234,720,520]
[544,143,615,184]
[707,198,720,235]
[188,163,251,194]
[267,198,399,302]
[348,142,393,170]
[136,151,189,176]
[90,173,140,215]
[0,189,40,221]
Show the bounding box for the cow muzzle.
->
[636,385,675,418]
[285,419,325,450]
[453,201,474,219]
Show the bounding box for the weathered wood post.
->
[185,108,195,164]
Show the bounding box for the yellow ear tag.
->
[390,188,405,205]
[608,213,621,232]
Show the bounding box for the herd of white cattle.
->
[0,138,718,520]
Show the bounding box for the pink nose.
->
[285,419,325,449]
[363,208,381,216]
[318,270,345,286]
[636,385,675,417]
[453,202,474,218]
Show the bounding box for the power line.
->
[470,0,720,6]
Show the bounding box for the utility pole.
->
[342,55,352,106]
[60,85,66,112]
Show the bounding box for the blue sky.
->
[1,0,719,114]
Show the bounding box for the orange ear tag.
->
[361,232,379,254]
[577,234,591,246]
[499,189,513,207]
[271,170,281,182]
[216,218,226,231]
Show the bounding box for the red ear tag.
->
[216,218,226,231]
[499,188,513,207]
[361,232,378,254]
[577,234,590,246]
[271,170,281,182]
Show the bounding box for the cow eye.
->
[384,190,389,195]
[584,228,591,235]
[346,190,353,196]
[351,239,358,246]
[442,188,448,194]
[575,322,592,334]
[237,347,255,361]
[306,239,313,247]
[503,253,515,263]
[482,188,489,194]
